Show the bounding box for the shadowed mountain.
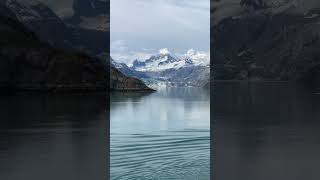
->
[212,0,320,89]
[110,58,150,79]
[0,1,152,92]
[0,5,152,92]
[110,57,154,91]
[1,0,107,56]
[0,14,108,92]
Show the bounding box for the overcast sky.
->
[111,0,210,64]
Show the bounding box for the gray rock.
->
[212,0,320,89]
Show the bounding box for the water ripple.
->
[110,130,210,180]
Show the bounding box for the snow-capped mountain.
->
[110,57,150,79]
[111,48,210,88]
[183,49,210,66]
[131,48,209,72]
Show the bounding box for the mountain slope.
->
[0,7,152,92]
[0,14,108,92]
[110,58,150,79]
[213,0,320,88]
[112,49,210,88]
[110,57,154,91]
[2,0,107,56]
[0,2,153,92]
[4,0,74,50]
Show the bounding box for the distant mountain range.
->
[111,49,210,88]
[110,57,152,91]
[212,0,320,89]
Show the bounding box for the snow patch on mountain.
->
[111,49,210,88]
[129,48,209,72]
[183,49,210,66]
[159,48,170,55]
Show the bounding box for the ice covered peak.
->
[186,49,196,56]
[159,48,170,55]
[183,49,210,66]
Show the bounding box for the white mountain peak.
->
[186,49,196,56]
[159,48,170,55]
[122,48,209,72]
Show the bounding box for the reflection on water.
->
[110,88,210,180]
[213,82,320,180]
[0,94,107,180]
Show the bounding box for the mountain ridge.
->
[111,49,210,88]
[0,13,109,92]
[1,0,107,56]
[212,0,320,89]
[0,2,153,92]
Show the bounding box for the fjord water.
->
[0,94,107,180]
[214,82,320,180]
[110,88,210,179]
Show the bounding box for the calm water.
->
[110,88,210,180]
[4,83,317,179]
[0,94,107,180]
[213,82,320,180]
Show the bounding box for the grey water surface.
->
[0,94,107,180]
[110,88,210,180]
[214,82,320,180]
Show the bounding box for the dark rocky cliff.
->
[109,57,154,91]
[212,0,320,88]
[110,68,153,91]
[2,0,107,56]
[0,15,108,92]
[0,4,152,92]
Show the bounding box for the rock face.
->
[0,15,108,92]
[110,68,154,91]
[1,0,107,56]
[111,49,210,88]
[110,57,154,91]
[0,2,152,92]
[212,0,320,88]
[110,58,150,79]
